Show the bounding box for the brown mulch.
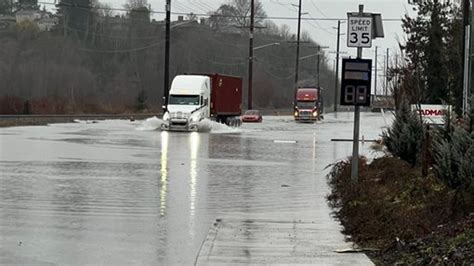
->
[327,156,474,265]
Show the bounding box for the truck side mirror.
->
[162,96,167,111]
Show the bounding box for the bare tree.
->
[93,2,113,17]
[208,0,266,32]
[260,20,279,36]
[186,12,198,22]
[123,0,148,12]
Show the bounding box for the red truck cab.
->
[294,87,323,122]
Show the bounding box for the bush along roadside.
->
[327,101,473,264]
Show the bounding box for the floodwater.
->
[0,112,390,265]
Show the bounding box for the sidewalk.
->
[196,218,373,265]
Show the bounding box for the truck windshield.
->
[169,95,200,105]
[296,101,316,108]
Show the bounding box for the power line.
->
[183,0,213,14]
[270,0,297,13]
[207,58,247,66]
[170,1,191,14]
[309,0,329,18]
[38,2,403,22]
[304,12,336,36]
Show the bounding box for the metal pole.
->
[385,48,389,95]
[351,4,364,182]
[317,45,321,87]
[248,0,254,110]
[463,25,471,115]
[462,0,471,115]
[163,0,171,111]
[374,46,377,98]
[294,0,302,91]
[334,20,341,112]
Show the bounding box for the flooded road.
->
[0,112,390,265]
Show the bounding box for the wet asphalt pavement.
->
[0,112,390,265]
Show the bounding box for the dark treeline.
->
[391,0,469,115]
[0,0,335,114]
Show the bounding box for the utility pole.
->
[462,0,471,116]
[248,0,254,110]
[334,20,341,112]
[317,45,321,87]
[374,46,378,98]
[385,48,389,96]
[163,0,171,112]
[294,0,302,91]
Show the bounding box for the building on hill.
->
[15,9,58,31]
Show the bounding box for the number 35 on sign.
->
[347,16,373,48]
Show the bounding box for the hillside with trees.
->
[0,0,335,114]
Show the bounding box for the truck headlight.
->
[163,112,170,121]
[294,111,299,116]
[312,111,318,117]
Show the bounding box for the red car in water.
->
[241,110,263,123]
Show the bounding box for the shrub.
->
[0,95,24,114]
[432,123,474,213]
[382,101,424,166]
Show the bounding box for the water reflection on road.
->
[0,112,388,265]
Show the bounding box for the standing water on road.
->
[0,112,390,265]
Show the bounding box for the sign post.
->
[343,5,383,182]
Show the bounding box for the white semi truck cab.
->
[161,75,211,131]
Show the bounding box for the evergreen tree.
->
[399,0,461,110]
[17,0,39,10]
[445,5,463,113]
[432,122,473,212]
[0,0,13,14]
[56,0,93,40]
[382,101,424,166]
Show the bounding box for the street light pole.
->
[253,42,280,51]
[247,0,255,110]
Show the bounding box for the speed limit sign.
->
[347,15,373,48]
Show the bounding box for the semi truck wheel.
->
[224,117,240,127]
